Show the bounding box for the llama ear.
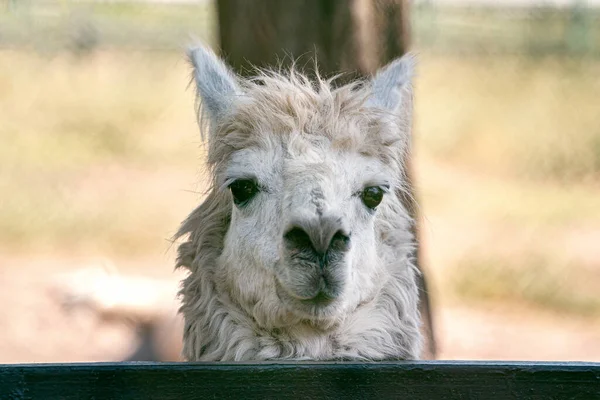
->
[188,45,241,125]
[366,54,415,113]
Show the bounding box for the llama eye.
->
[361,186,384,210]
[229,179,259,207]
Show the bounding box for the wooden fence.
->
[1,361,599,399]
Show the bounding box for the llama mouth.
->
[275,276,341,316]
[300,291,335,306]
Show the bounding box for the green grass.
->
[416,152,600,317]
[453,251,600,316]
[0,50,203,256]
[415,53,600,181]
[0,51,199,166]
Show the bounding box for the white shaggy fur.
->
[176,45,422,361]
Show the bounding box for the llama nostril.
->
[329,230,351,252]
[283,226,313,251]
[284,225,351,256]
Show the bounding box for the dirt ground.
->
[2,254,599,364]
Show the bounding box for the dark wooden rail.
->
[1,361,599,400]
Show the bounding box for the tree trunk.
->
[217,0,410,78]
[217,0,436,360]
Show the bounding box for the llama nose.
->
[283,217,351,256]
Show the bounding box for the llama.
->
[176,45,422,361]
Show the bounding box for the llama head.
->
[180,46,415,330]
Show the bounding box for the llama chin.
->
[175,45,422,361]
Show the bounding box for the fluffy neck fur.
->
[176,191,422,361]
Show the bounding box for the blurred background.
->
[0,0,599,363]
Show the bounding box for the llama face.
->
[185,46,414,328]
[220,138,394,321]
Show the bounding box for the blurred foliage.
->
[413,2,600,55]
[2,1,599,56]
[0,0,216,52]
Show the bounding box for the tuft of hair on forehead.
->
[207,66,410,186]
[227,66,371,142]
